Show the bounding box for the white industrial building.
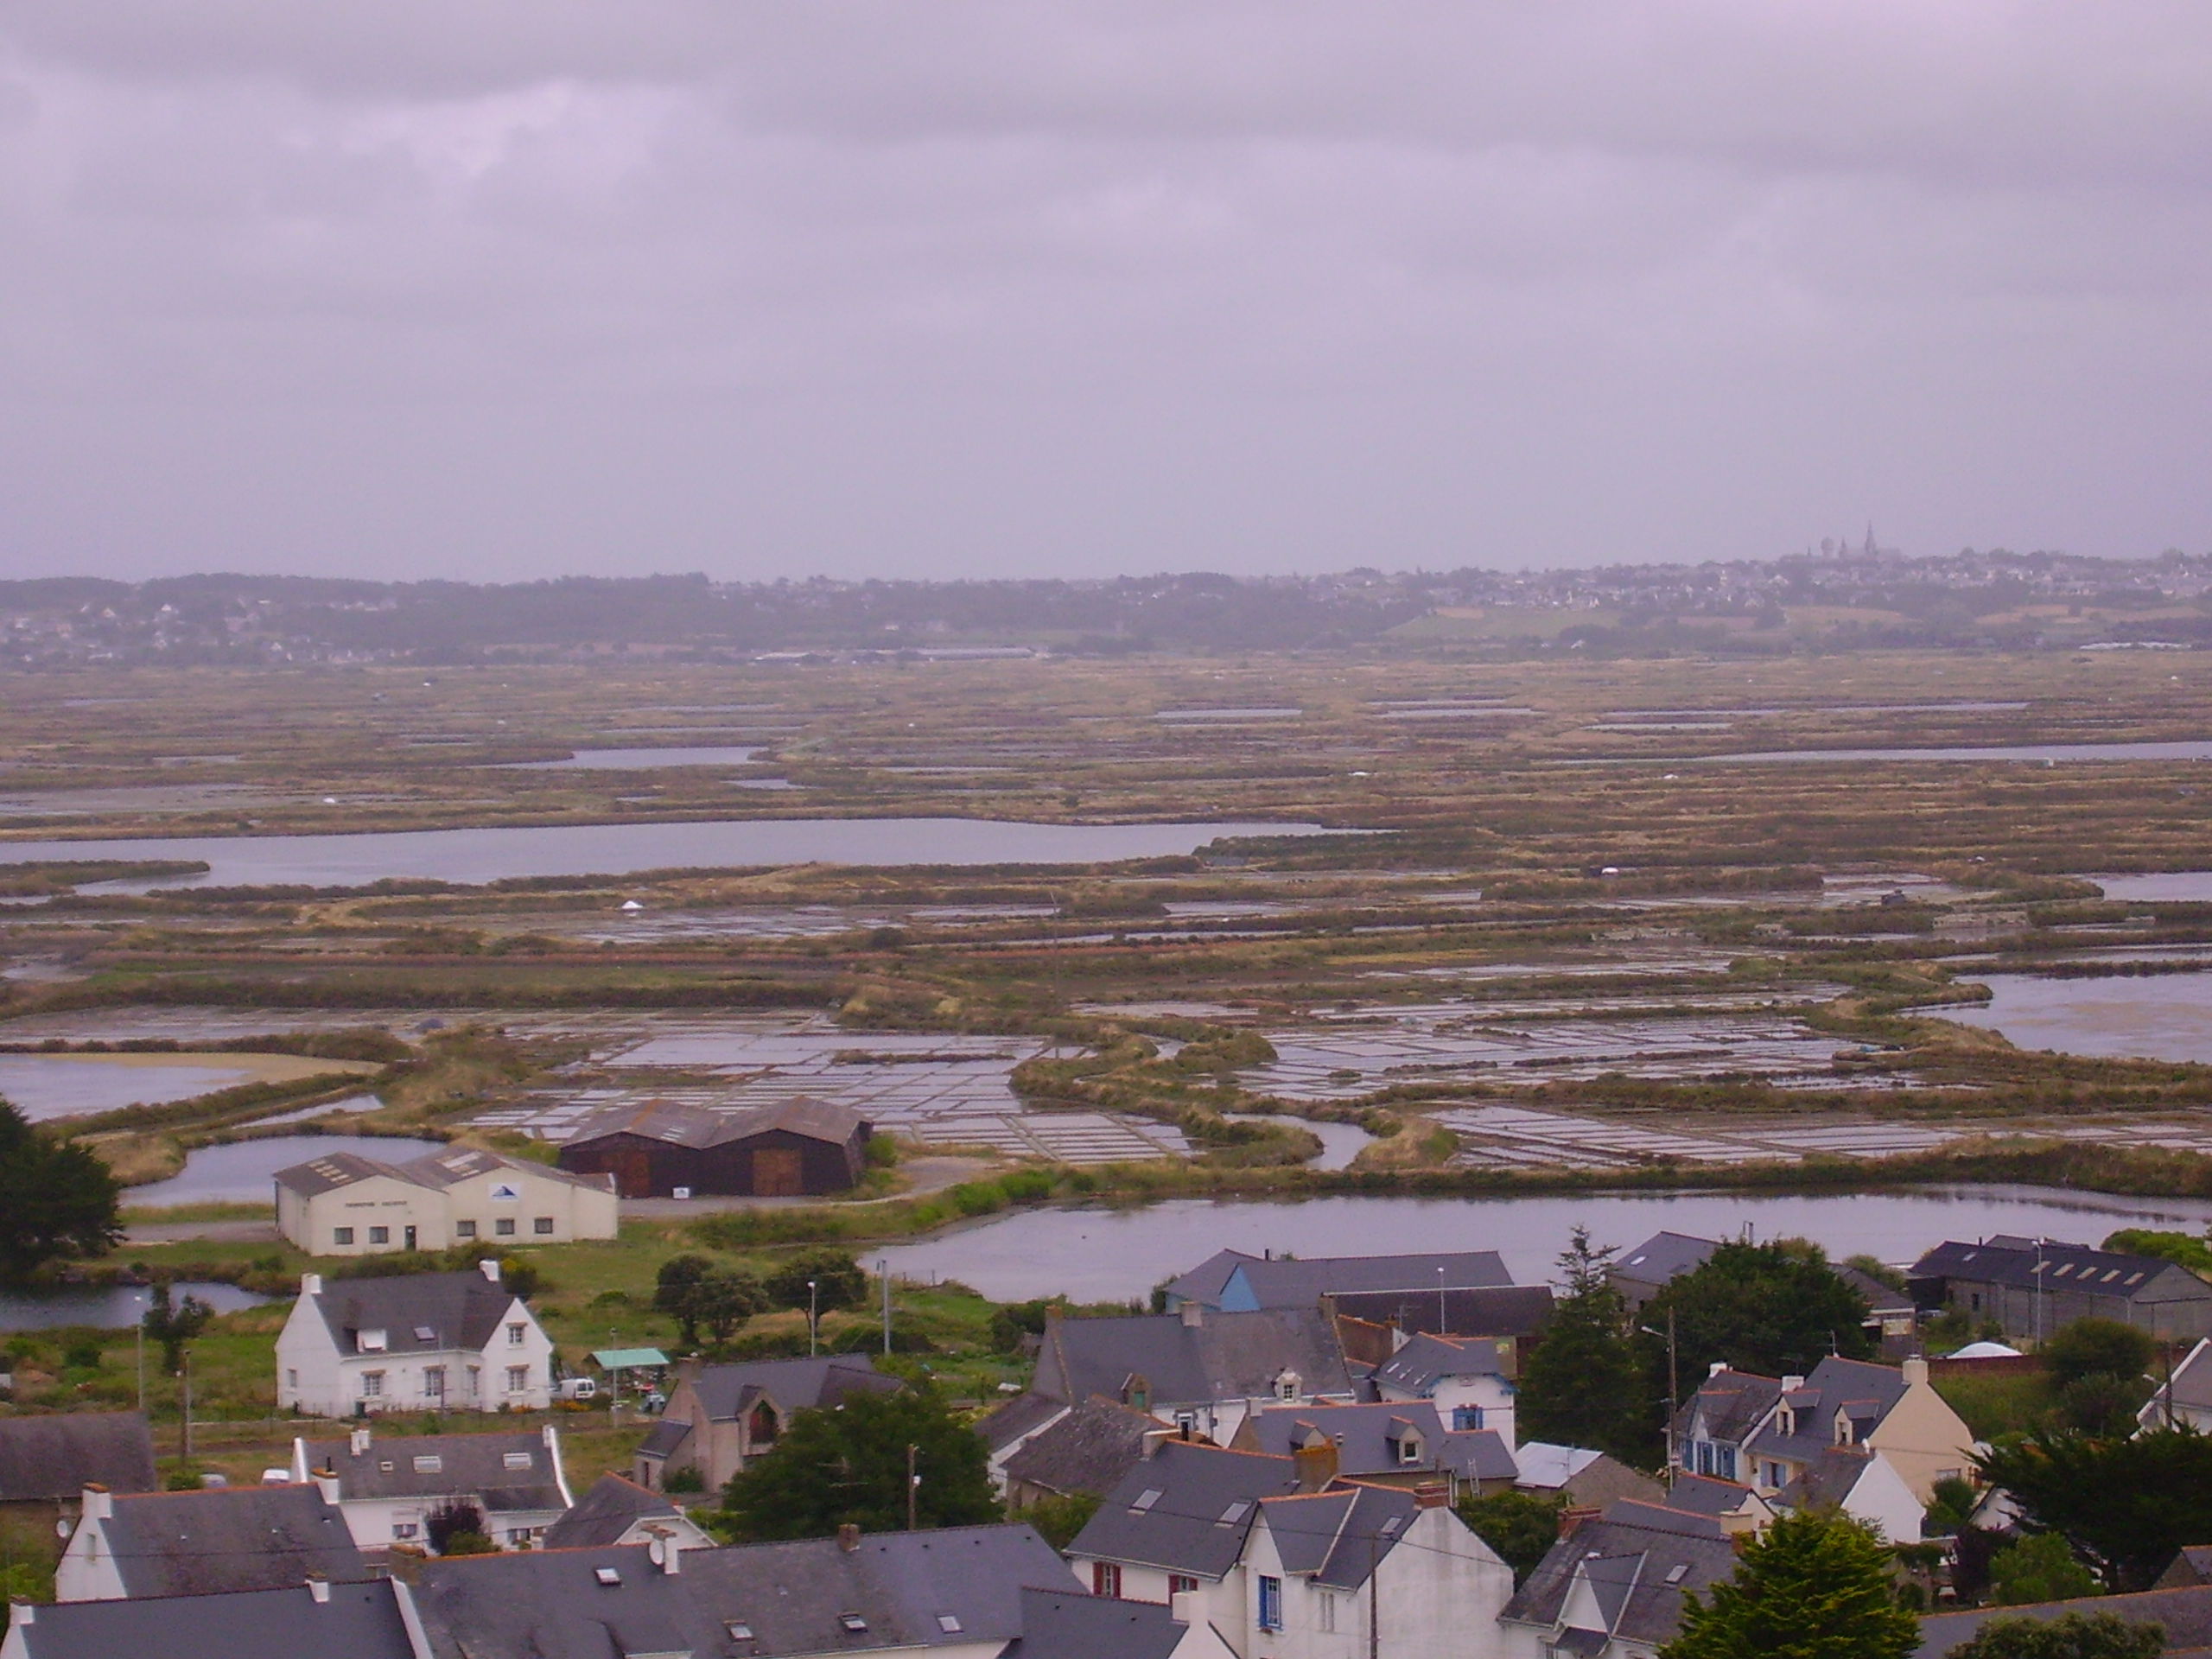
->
[274,1144,617,1256]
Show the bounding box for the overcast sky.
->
[3,3,2209,583]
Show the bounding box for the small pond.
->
[128,1135,446,1208]
[0,817,1338,890]
[1225,1114,1373,1171]
[0,1053,268,1122]
[0,1281,269,1332]
[1935,973,2212,1065]
[873,1184,2212,1302]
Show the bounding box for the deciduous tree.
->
[1946,1612,2164,1659]
[1643,1238,1872,1400]
[721,1383,998,1541]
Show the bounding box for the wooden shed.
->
[556,1096,870,1198]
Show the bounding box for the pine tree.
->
[1660,1510,1918,1659]
[0,1099,122,1283]
[1517,1226,1655,1464]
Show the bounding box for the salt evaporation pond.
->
[1936,973,2212,1065]
[1698,740,2212,765]
[0,1053,266,1121]
[2096,872,2212,903]
[874,1184,2212,1302]
[498,746,763,771]
[129,1135,445,1208]
[0,1281,268,1332]
[0,817,1338,890]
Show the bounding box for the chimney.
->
[478,1259,501,1283]
[313,1467,340,1504]
[79,1484,113,1522]
[1292,1434,1338,1494]
[307,1573,330,1605]
[1781,1376,1804,1394]
[1169,1590,1196,1626]
[1413,1483,1451,1510]
[1141,1429,1177,1462]
[350,1425,372,1457]
[301,1272,323,1298]
[1901,1357,1929,1387]
[673,1355,704,1395]
[647,1529,682,1574]
[1707,1360,1726,1379]
[8,1603,31,1628]
[1557,1504,1600,1541]
[837,1523,861,1553]
[1179,1300,1204,1329]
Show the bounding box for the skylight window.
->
[1665,1564,1689,1585]
[414,1326,437,1342]
[1378,1516,1403,1536]
[1131,1489,1163,1513]
[1216,1501,1252,1527]
[725,1623,753,1641]
[412,1456,442,1474]
[503,1452,532,1470]
[839,1614,868,1633]
[594,1567,622,1586]
[937,1615,963,1633]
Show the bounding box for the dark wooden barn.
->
[556,1096,871,1199]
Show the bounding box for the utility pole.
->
[180,1352,194,1465]
[808,1280,819,1358]
[1436,1265,1446,1336]
[1641,1308,1680,1488]
[1369,1530,1379,1659]
[135,1317,145,1414]
[906,1442,919,1531]
[879,1259,892,1357]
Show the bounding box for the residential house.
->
[1615,1231,1915,1350]
[2157,1544,2212,1588]
[1674,1357,1975,1523]
[540,1472,714,1552]
[274,1146,616,1256]
[1162,1249,1513,1314]
[53,1482,367,1601]
[1330,1287,1555,1376]
[978,1390,1078,1497]
[2139,1335,2212,1432]
[1032,1303,1356,1443]
[1498,1500,1744,1659]
[1916,1585,2212,1656]
[3,1580,420,1659]
[1001,1586,1236,1659]
[0,1413,156,1534]
[635,1353,903,1491]
[275,1261,556,1416]
[557,1096,870,1198]
[407,1522,1084,1658]
[291,1424,573,1551]
[1509,1443,1664,1511]
[1910,1236,2212,1342]
[1231,1401,1517,1502]
[1000,1395,1172,1511]
[1367,1332,1517,1446]
[1065,1439,1515,1659]
[1652,1473,1773,1535]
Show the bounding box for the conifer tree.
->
[1661,1510,1917,1659]
[1517,1226,1654,1464]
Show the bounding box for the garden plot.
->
[1430,1103,2212,1172]
[1242,1006,1878,1100]
[469,1014,1189,1164]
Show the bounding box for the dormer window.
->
[1775,1408,1794,1437]
[1834,1413,1853,1446]
[1274,1370,1300,1402]
[359,1329,388,1352]
[1397,1435,1423,1465]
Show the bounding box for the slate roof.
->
[1613,1232,1720,1290]
[1675,1369,1783,1448]
[1240,1401,1516,1484]
[560,1095,864,1152]
[274,1145,614,1200]
[1001,1395,1162,1498]
[92,1484,370,1599]
[1503,1500,1742,1649]
[1776,1446,1881,1512]
[0,1411,157,1502]
[1662,1474,1766,1517]
[540,1472,683,1550]
[976,1389,1070,1455]
[1916,1585,2212,1657]
[306,1268,524,1357]
[685,1353,904,1422]
[1910,1237,2207,1301]
[635,1417,692,1460]
[1326,1284,1556,1342]
[299,1427,567,1513]
[2161,1544,2212,1590]
[1223,1251,1512,1310]
[410,1526,1077,1659]
[1258,1482,1424,1590]
[1742,1357,1912,1465]
[1067,1440,1304,1580]
[6,1580,417,1659]
[1371,1333,1506,1395]
[1000,1586,1198,1659]
[1037,1307,1355,1409]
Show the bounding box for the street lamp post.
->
[807,1280,819,1357]
[1641,1309,1679,1488]
[1436,1266,1446,1335]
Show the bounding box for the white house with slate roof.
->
[1065,1439,1513,1659]
[3,1580,421,1659]
[1499,1500,1744,1659]
[292,1423,572,1552]
[1368,1333,1518,1447]
[1163,1249,1515,1314]
[276,1262,556,1417]
[276,1146,616,1257]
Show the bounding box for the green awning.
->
[590,1347,669,1370]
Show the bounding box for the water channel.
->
[0,817,1338,890]
[1935,972,2212,1065]
[0,1281,269,1332]
[874,1184,2212,1301]
[126,1135,446,1208]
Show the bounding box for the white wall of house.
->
[275,1281,555,1417]
[1376,1370,1517,1451]
[280,1166,616,1256]
[1069,1558,1249,1657]
[51,1489,124,1602]
[289,1427,573,1551]
[1238,1503,1513,1659]
[1835,1453,1925,1547]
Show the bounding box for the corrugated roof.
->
[557,1094,866,1154]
